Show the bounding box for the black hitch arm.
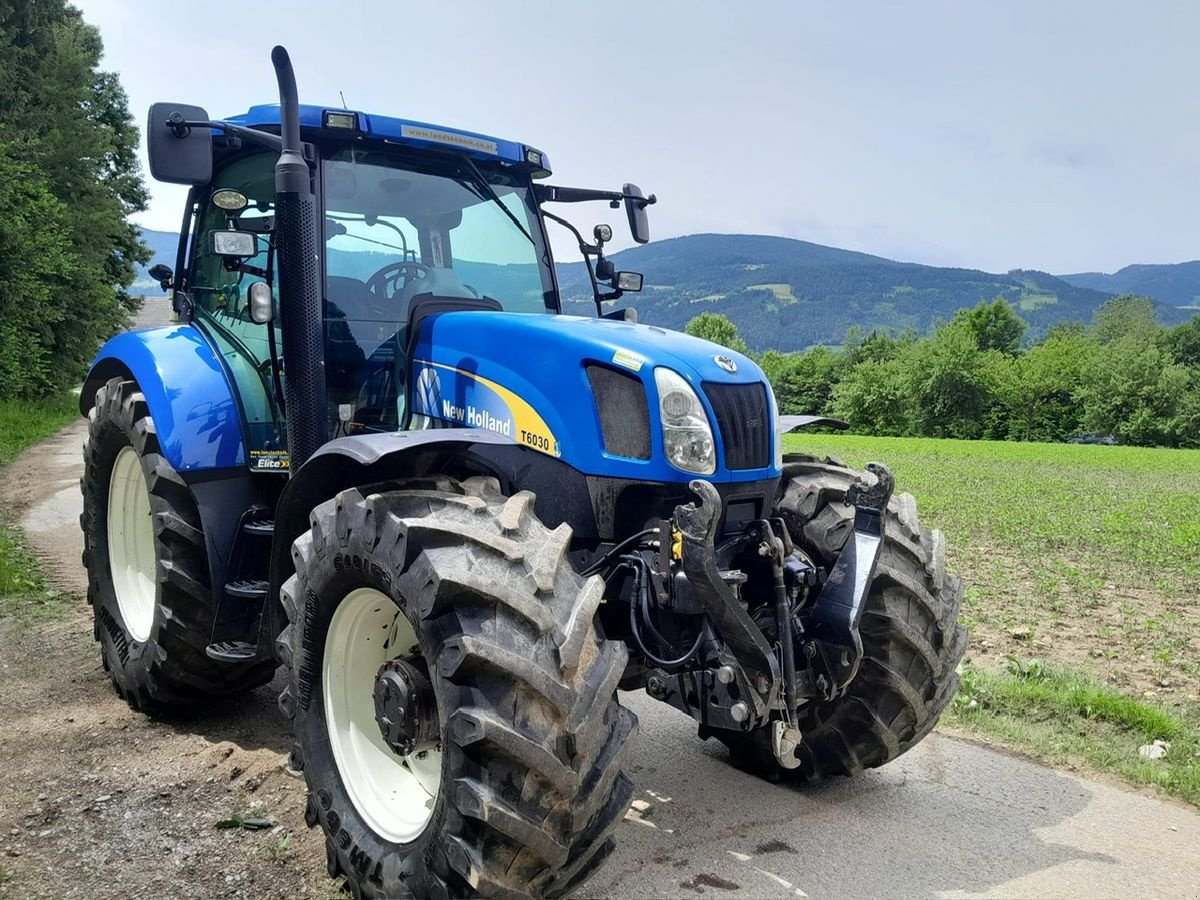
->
[673,480,780,723]
[802,462,894,700]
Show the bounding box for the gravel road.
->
[1,421,1196,899]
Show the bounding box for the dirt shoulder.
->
[0,423,329,900]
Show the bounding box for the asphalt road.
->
[8,422,1200,899]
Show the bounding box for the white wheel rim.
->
[324,588,442,844]
[107,445,157,643]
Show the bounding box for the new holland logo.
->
[714,355,737,373]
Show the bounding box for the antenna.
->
[339,90,348,110]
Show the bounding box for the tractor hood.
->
[409,311,780,484]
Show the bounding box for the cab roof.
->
[218,104,551,176]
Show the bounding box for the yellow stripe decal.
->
[412,359,560,458]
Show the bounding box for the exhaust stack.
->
[270,46,327,469]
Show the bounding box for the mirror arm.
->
[169,118,316,161]
[542,208,607,315]
[536,184,658,207]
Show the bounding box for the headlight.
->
[654,368,716,475]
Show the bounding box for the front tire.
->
[80,376,275,712]
[721,455,968,781]
[279,476,637,899]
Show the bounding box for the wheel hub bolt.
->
[646,674,667,698]
[730,701,749,723]
[373,657,437,757]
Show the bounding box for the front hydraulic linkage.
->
[665,480,781,729]
[744,515,820,769]
[801,462,895,702]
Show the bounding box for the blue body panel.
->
[222,104,550,174]
[89,325,246,471]
[411,312,781,485]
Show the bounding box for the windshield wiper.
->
[456,153,536,247]
[336,232,408,253]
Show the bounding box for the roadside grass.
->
[784,432,1200,803]
[0,392,79,465]
[948,659,1200,807]
[0,391,81,620]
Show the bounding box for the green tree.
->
[829,356,913,435]
[1091,295,1159,346]
[1079,333,1194,447]
[0,148,76,396]
[1162,316,1200,368]
[685,312,748,353]
[0,0,147,398]
[905,321,1002,439]
[995,328,1095,441]
[952,297,1027,355]
[757,346,839,414]
[843,328,913,366]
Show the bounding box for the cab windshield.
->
[323,147,554,311]
[320,146,555,431]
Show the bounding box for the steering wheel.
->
[366,261,430,319]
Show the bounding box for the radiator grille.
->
[587,365,651,460]
[703,382,771,470]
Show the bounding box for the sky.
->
[75,0,1200,275]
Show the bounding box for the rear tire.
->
[720,454,967,781]
[279,476,637,899]
[80,376,276,713]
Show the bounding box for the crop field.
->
[784,433,1200,801]
[783,433,1200,705]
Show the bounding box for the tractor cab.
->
[148,102,653,471]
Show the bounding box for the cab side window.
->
[187,152,284,453]
[190,153,276,315]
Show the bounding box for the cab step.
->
[205,640,257,663]
[225,579,268,601]
[243,518,274,537]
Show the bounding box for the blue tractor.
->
[80,48,966,898]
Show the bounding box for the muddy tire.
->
[279,476,637,899]
[80,377,276,713]
[721,454,967,781]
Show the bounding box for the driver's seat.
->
[396,266,476,313]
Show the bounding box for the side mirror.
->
[147,102,213,185]
[147,263,174,291]
[210,230,258,258]
[623,183,652,244]
[615,271,643,292]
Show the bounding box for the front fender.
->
[81,325,246,471]
[268,429,527,599]
[262,430,594,657]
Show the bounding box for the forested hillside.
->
[556,234,1188,349]
[1060,261,1200,309]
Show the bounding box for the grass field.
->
[0,392,80,619]
[0,392,79,465]
[784,432,1200,802]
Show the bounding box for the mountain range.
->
[134,229,1196,352]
